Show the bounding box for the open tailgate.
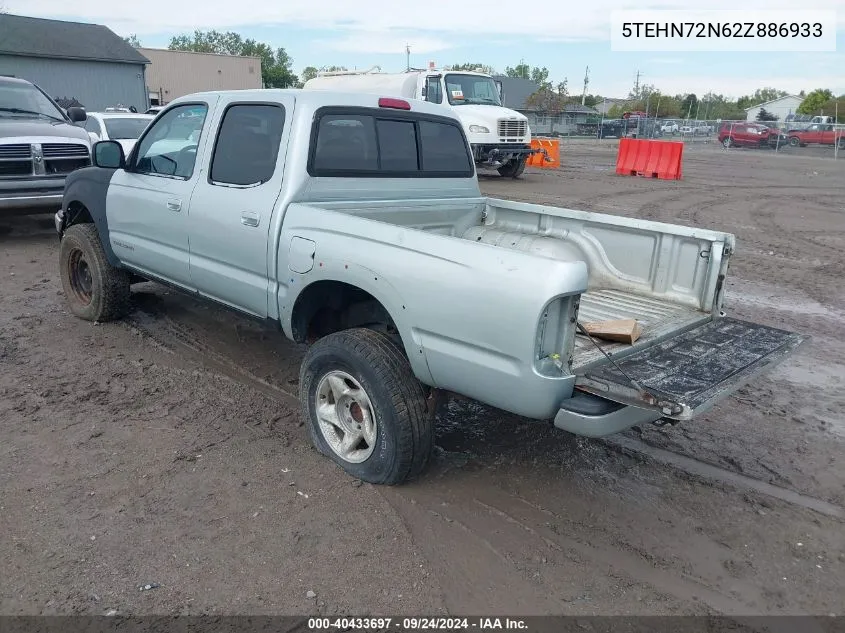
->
[574,317,808,421]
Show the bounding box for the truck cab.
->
[302,67,539,178]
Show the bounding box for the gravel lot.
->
[2,140,843,617]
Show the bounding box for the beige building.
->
[138,47,263,105]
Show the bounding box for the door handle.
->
[167,200,182,212]
[241,211,260,227]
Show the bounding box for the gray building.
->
[494,76,539,111]
[0,13,150,112]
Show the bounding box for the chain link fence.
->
[523,112,844,160]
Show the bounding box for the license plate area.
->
[575,317,808,420]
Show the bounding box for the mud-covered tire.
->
[59,223,130,322]
[497,157,527,178]
[299,327,433,485]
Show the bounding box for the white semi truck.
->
[302,65,544,178]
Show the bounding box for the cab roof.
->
[165,88,461,122]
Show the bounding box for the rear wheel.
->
[788,136,800,147]
[59,224,130,322]
[497,157,527,178]
[299,328,434,485]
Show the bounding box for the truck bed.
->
[313,195,730,370]
[575,289,709,370]
[285,193,808,423]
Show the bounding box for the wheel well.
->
[291,280,404,350]
[65,201,94,226]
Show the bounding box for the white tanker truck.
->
[302,64,545,178]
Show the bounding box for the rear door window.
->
[210,103,285,186]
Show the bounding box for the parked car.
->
[54,89,806,485]
[660,121,679,133]
[787,123,845,148]
[145,106,164,115]
[0,75,91,216]
[718,122,788,148]
[80,112,155,154]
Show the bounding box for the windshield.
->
[443,74,502,106]
[0,81,66,121]
[103,117,153,139]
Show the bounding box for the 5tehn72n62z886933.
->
[54,89,808,485]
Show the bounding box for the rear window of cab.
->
[307,106,475,178]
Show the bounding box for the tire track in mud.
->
[130,296,845,576]
[379,482,760,615]
[128,301,845,520]
[603,437,844,520]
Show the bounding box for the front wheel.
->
[722,137,733,148]
[59,223,130,322]
[497,157,527,178]
[788,136,800,147]
[299,328,434,485]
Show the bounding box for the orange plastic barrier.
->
[526,138,561,168]
[615,138,683,180]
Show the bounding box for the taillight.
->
[378,97,411,110]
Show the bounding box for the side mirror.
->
[93,140,125,169]
[67,106,87,122]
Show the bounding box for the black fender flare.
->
[59,166,122,268]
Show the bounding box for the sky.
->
[7,0,844,100]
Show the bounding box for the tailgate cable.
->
[575,321,662,407]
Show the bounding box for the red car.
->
[719,122,789,149]
[788,124,845,148]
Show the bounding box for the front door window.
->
[132,104,208,179]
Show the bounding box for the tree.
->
[301,66,319,83]
[679,93,698,118]
[582,94,601,108]
[504,61,530,79]
[446,63,496,74]
[525,78,568,114]
[530,67,550,87]
[606,104,627,118]
[756,107,778,122]
[168,30,298,88]
[798,89,835,115]
[122,34,141,47]
[818,94,845,121]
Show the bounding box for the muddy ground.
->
[1,141,844,618]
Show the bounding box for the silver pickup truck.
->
[54,89,806,485]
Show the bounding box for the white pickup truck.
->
[54,89,807,485]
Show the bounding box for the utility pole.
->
[405,44,410,72]
[581,66,589,106]
[633,69,641,98]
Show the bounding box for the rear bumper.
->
[554,392,662,438]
